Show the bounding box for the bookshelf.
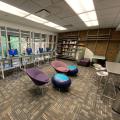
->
[57,28,120,61]
[57,32,78,60]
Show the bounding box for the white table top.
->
[106,61,120,74]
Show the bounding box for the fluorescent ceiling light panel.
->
[26,15,66,30]
[55,26,67,30]
[85,20,98,26]
[65,0,99,27]
[79,11,97,22]
[0,1,67,30]
[0,1,29,17]
[65,0,95,14]
[44,22,59,27]
[25,14,48,23]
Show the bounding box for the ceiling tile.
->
[1,0,120,32]
[94,0,120,10]
[0,0,26,7]
[47,1,76,19]
[51,0,64,3]
[31,0,52,8]
[20,0,40,14]
[96,7,120,18]
[46,2,63,15]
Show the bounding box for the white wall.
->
[84,48,94,62]
[0,20,57,35]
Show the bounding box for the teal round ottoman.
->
[67,65,78,75]
[52,73,71,89]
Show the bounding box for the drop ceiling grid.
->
[0,0,120,31]
[46,1,76,19]
[94,0,120,10]
[20,0,41,14]
[31,0,52,8]
[0,0,26,7]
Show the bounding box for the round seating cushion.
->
[96,71,108,77]
[52,73,71,89]
[93,63,102,68]
[67,65,78,75]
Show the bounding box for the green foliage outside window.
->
[10,36,20,53]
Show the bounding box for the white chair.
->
[95,66,106,71]
[96,70,116,99]
[96,71,109,95]
[93,63,106,71]
[96,71,108,78]
[93,63,102,68]
[93,63,106,82]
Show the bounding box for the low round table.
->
[67,65,78,75]
[52,73,71,89]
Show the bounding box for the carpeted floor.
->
[0,60,120,120]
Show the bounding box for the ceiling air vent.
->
[35,9,50,18]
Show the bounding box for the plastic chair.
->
[26,68,49,94]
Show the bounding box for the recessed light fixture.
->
[78,11,97,22]
[55,26,67,30]
[44,22,59,27]
[0,1,67,30]
[0,1,29,17]
[65,0,99,27]
[25,14,48,24]
[85,20,98,26]
[65,0,95,14]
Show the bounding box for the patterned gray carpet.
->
[0,60,120,120]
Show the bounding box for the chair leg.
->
[101,76,109,98]
[41,87,43,95]
[110,77,116,97]
[99,76,103,86]
[97,76,103,94]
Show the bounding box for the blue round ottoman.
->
[52,73,71,89]
[67,65,78,75]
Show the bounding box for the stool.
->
[67,65,78,76]
[96,71,108,94]
[52,73,71,90]
[93,63,106,81]
[95,67,106,71]
[93,63,106,71]
[93,63,102,68]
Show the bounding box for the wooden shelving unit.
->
[86,29,111,56]
[58,28,120,62]
[57,32,78,60]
